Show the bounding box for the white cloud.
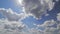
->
[0,8,30,34]
[21,0,55,19]
[45,0,55,11]
[0,18,28,34]
[0,18,43,34]
[36,19,56,27]
[42,19,56,27]
[45,13,49,16]
[33,19,60,34]
[0,8,44,34]
[57,13,60,21]
[0,8,26,21]
[0,16,60,34]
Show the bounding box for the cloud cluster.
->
[0,19,60,34]
[0,8,28,34]
[21,0,55,19]
[0,8,60,34]
[0,8,26,21]
[0,19,28,34]
[0,8,44,34]
[34,19,60,34]
[0,18,42,34]
[0,0,60,34]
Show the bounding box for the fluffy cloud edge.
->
[20,0,56,19]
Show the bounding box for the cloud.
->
[29,28,44,34]
[0,17,60,34]
[45,13,49,16]
[44,27,57,34]
[0,2,60,33]
[0,8,30,34]
[0,18,58,34]
[0,18,44,34]
[0,18,28,34]
[55,0,59,2]
[0,8,26,21]
[21,0,55,19]
[42,20,56,27]
[57,13,60,21]
[33,19,60,34]
[35,19,56,28]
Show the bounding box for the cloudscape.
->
[0,0,60,34]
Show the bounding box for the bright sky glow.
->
[18,0,23,5]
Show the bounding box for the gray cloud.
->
[0,19,27,34]
[21,0,55,19]
[0,18,43,34]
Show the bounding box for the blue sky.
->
[0,0,22,13]
[0,0,60,34]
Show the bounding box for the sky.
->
[0,0,60,34]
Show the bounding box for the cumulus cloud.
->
[21,0,55,19]
[33,19,60,34]
[0,18,28,34]
[0,0,60,33]
[0,18,43,34]
[0,8,31,34]
[0,8,26,21]
[0,16,60,34]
